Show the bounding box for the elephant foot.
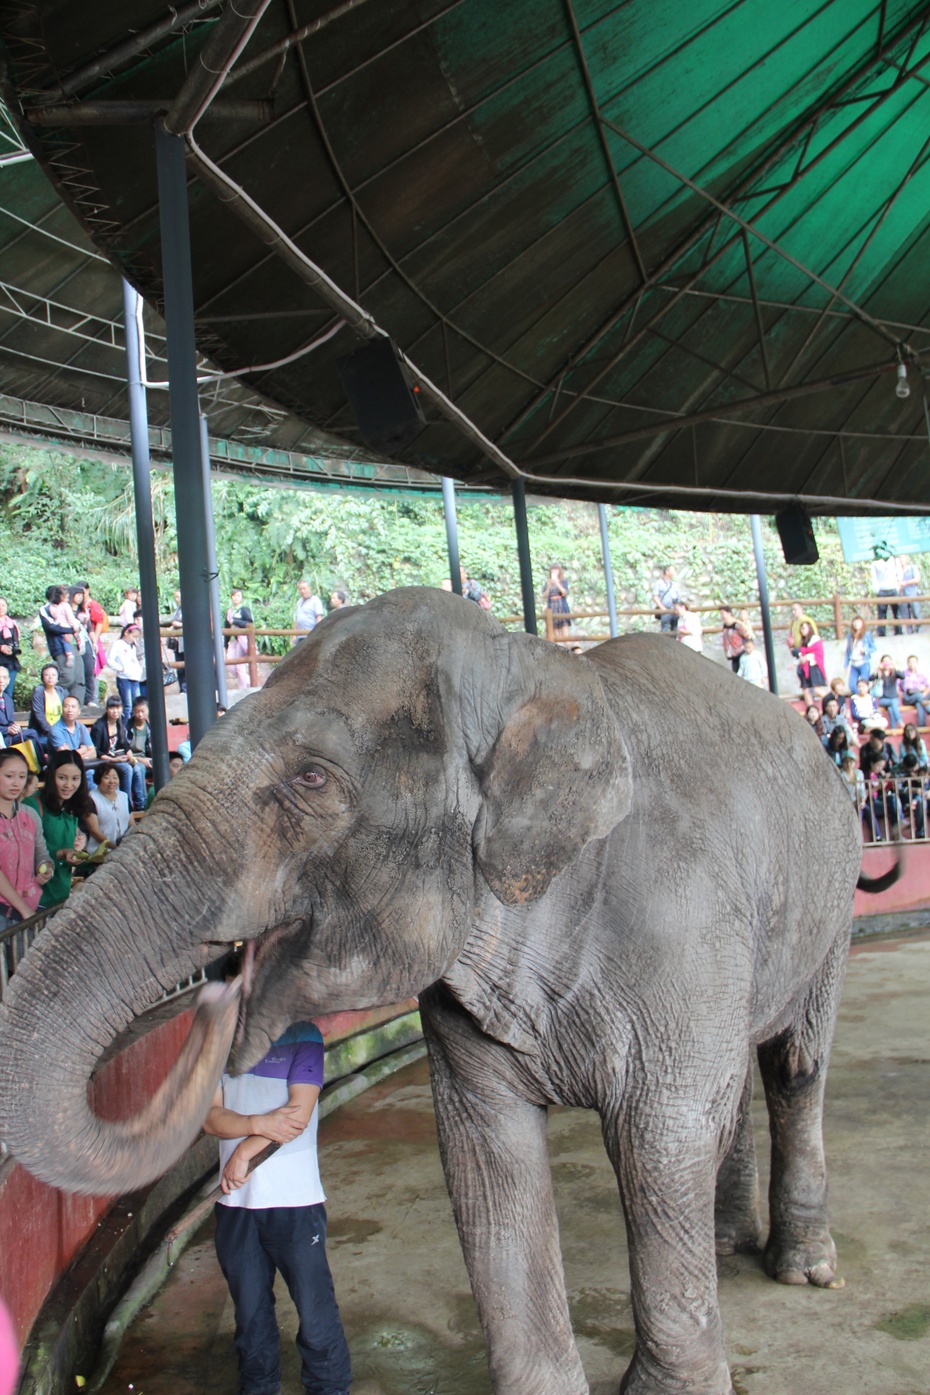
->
[619,1350,735,1395]
[714,1214,762,1257]
[763,1230,844,1289]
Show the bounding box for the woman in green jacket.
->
[25,750,103,907]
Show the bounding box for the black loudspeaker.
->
[336,337,425,454]
[775,503,819,565]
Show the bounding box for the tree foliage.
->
[0,441,880,664]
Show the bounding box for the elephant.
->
[0,587,891,1395]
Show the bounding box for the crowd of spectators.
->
[5,566,930,930]
[794,613,930,842]
[0,574,360,929]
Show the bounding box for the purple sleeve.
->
[287,1040,324,1088]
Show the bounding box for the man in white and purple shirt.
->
[204,1020,351,1395]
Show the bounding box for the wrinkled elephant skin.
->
[0,589,863,1395]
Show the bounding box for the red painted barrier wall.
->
[854,841,930,917]
[0,1010,195,1347]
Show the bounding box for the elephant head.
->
[0,588,631,1195]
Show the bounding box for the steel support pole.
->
[121,279,170,791]
[598,503,619,638]
[751,514,778,695]
[155,124,216,749]
[441,476,463,595]
[200,414,228,707]
[512,478,537,634]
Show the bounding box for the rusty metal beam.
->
[652,283,930,336]
[223,0,378,88]
[36,0,223,102]
[27,99,273,126]
[562,0,647,283]
[164,0,273,136]
[522,359,897,465]
[741,230,772,390]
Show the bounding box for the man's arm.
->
[203,1083,317,1143]
[205,1083,321,1194]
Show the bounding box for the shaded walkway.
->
[98,935,930,1395]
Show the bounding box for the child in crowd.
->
[118,588,140,629]
[866,755,901,841]
[839,752,865,805]
[737,636,767,687]
[850,679,887,734]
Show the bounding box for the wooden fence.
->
[540,593,930,645]
[154,592,930,687]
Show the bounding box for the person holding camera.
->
[0,598,22,682]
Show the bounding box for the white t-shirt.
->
[294,595,324,634]
[737,650,768,687]
[870,557,899,591]
[217,1022,326,1210]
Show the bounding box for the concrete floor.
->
[98,933,930,1395]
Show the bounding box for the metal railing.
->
[850,775,930,846]
[0,904,51,998]
[0,902,206,1006]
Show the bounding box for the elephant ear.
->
[473,664,632,905]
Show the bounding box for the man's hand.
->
[221,1144,252,1194]
[249,1104,306,1144]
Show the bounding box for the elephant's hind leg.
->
[420,986,589,1395]
[757,931,848,1289]
[714,1064,762,1256]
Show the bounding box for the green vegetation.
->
[0,441,878,677]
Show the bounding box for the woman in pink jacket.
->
[795,619,829,705]
[0,747,53,931]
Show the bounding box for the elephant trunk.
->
[0,827,239,1196]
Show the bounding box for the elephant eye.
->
[294,766,327,789]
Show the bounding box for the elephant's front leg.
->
[603,1099,735,1395]
[421,987,588,1395]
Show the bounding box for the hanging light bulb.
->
[896,361,911,399]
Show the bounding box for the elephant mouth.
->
[234,918,307,1045]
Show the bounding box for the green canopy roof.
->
[2,0,930,512]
